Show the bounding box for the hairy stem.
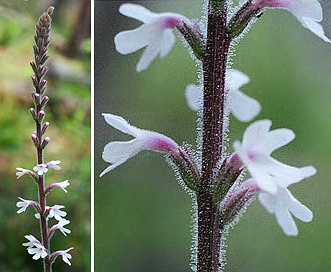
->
[197,0,230,271]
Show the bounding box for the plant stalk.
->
[197,0,230,271]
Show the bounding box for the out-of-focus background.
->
[0,0,90,271]
[95,1,331,271]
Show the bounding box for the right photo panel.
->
[94,1,331,271]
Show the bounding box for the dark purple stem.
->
[197,0,230,271]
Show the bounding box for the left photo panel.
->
[0,1,91,271]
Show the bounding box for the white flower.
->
[48,205,67,221]
[114,3,188,71]
[253,0,330,43]
[46,160,61,170]
[28,243,48,260]
[51,180,70,193]
[16,168,34,179]
[53,247,74,266]
[33,164,48,175]
[185,69,261,122]
[16,197,37,214]
[100,113,180,177]
[23,235,48,260]
[52,219,71,236]
[259,185,313,236]
[234,120,316,193]
[22,235,40,249]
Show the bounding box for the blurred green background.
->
[0,0,90,271]
[95,1,331,271]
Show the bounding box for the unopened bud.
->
[221,180,258,225]
[40,96,49,108]
[42,122,49,135]
[29,108,37,120]
[47,6,54,15]
[31,133,40,148]
[213,155,244,203]
[169,146,200,191]
[31,75,39,88]
[176,21,204,60]
[41,137,50,149]
[38,110,45,122]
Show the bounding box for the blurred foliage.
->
[95,1,331,272]
[0,1,90,271]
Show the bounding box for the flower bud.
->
[40,96,49,108]
[31,133,40,148]
[41,137,50,149]
[38,110,45,122]
[29,108,37,120]
[42,122,49,135]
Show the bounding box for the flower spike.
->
[100,113,180,177]
[114,3,189,71]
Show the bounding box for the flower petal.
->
[185,84,202,111]
[230,90,261,122]
[241,119,272,150]
[274,202,298,236]
[299,17,331,43]
[136,33,166,72]
[226,69,250,90]
[114,24,153,55]
[99,158,128,177]
[263,128,295,155]
[287,190,313,222]
[158,29,176,58]
[102,139,143,164]
[119,3,157,24]
[102,113,139,136]
[285,0,323,22]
